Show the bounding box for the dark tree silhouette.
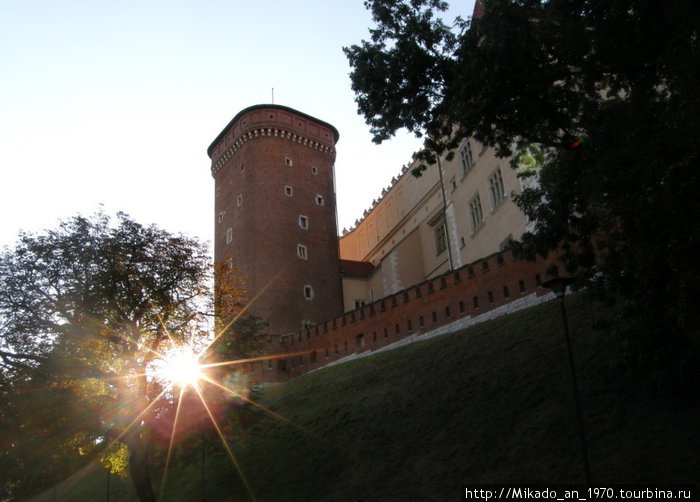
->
[346,0,700,365]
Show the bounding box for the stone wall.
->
[245,248,562,383]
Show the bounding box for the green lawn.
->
[28,293,699,501]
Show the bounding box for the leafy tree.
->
[345,0,700,366]
[100,441,130,477]
[211,257,268,368]
[0,212,231,501]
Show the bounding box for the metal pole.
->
[201,435,205,502]
[436,155,454,271]
[558,296,592,484]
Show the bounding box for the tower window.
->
[218,211,225,223]
[226,228,233,244]
[315,194,324,205]
[284,185,293,197]
[298,215,308,230]
[311,166,318,175]
[237,194,243,206]
[303,285,315,300]
[285,157,293,167]
[297,244,308,260]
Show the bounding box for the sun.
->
[152,346,204,388]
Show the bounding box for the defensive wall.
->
[246,247,563,383]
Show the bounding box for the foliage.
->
[0,212,227,501]
[214,316,269,362]
[346,0,700,364]
[213,257,247,336]
[212,257,268,361]
[100,441,130,477]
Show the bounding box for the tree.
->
[345,0,700,367]
[0,212,223,501]
[211,257,268,365]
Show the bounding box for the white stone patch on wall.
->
[445,202,462,269]
[382,250,402,296]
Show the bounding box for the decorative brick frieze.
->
[211,126,336,175]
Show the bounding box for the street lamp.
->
[201,430,206,502]
[542,276,592,484]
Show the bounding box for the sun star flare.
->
[153,347,204,388]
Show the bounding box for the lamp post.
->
[542,277,592,484]
[201,430,206,502]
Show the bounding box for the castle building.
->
[209,104,540,381]
[207,0,553,381]
[208,104,344,337]
[337,137,533,312]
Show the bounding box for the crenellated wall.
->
[241,248,562,383]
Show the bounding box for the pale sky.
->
[0,0,474,251]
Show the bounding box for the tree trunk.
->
[124,365,157,502]
[126,429,157,502]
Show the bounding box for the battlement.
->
[243,248,562,383]
[208,104,338,175]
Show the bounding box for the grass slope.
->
[29,294,699,501]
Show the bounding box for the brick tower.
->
[208,104,343,336]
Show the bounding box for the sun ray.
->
[199,375,321,440]
[192,383,257,502]
[151,347,204,388]
[154,310,178,346]
[96,370,153,383]
[199,349,313,370]
[80,386,170,494]
[159,385,186,499]
[112,387,169,445]
[204,256,296,354]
